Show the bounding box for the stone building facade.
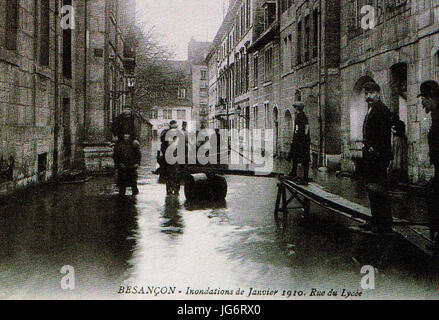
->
[277,0,342,166]
[188,38,211,130]
[0,0,136,196]
[340,0,439,183]
[148,60,194,138]
[206,0,262,131]
[208,0,439,182]
[207,0,342,166]
[80,0,136,173]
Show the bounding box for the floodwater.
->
[0,143,438,300]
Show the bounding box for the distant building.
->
[188,38,212,130]
[147,60,194,137]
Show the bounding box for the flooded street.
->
[0,143,438,300]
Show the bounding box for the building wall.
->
[149,106,193,138]
[0,0,137,195]
[278,0,341,166]
[208,0,341,166]
[0,0,84,196]
[188,39,211,130]
[84,0,136,143]
[340,0,439,182]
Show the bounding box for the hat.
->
[417,81,439,98]
[363,81,380,92]
[293,102,305,110]
[169,120,177,125]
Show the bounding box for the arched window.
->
[285,110,293,138]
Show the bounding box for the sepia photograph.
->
[1,0,439,305]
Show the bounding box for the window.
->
[178,88,186,99]
[264,103,270,129]
[235,16,240,41]
[263,2,276,29]
[40,0,50,66]
[253,106,258,129]
[94,48,104,57]
[63,0,72,78]
[246,0,251,28]
[313,10,319,58]
[200,104,208,117]
[6,0,18,50]
[163,109,173,119]
[297,21,302,65]
[288,34,293,69]
[177,109,186,120]
[201,70,207,80]
[254,55,259,87]
[241,6,245,36]
[281,0,287,13]
[304,15,310,62]
[150,109,158,119]
[283,37,289,73]
[264,47,273,82]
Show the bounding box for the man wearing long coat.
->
[287,102,310,185]
[361,81,393,233]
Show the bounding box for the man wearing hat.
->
[360,81,393,233]
[111,105,138,142]
[419,81,439,179]
[287,102,310,185]
[418,80,439,249]
[158,120,182,195]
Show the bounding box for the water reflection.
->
[161,196,184,235]
[0,180,139,299]
[184,199,227,211]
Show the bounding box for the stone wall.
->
[340,0,439,182]
[0,0,82,196]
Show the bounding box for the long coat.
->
[362,101,392,162]
[111,114,138,140]
[288,111,310,163]
[113,140,142,187]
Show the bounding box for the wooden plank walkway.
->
[276,177,435,257]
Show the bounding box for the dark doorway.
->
[37,153,47,182]
[390,63,408,125]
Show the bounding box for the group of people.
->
[286,80,439,242]
[113,82,439,246]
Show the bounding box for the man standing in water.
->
[418,81,439,250]
[359,81,393,233]
[287,102,310,185]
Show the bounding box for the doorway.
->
[62,98,72,169]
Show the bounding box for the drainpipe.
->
[33,0,37,127]
[83,0,88,141]
[317,0,324,167]
[53,1,60,177]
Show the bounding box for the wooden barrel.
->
[184,173,227,201]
